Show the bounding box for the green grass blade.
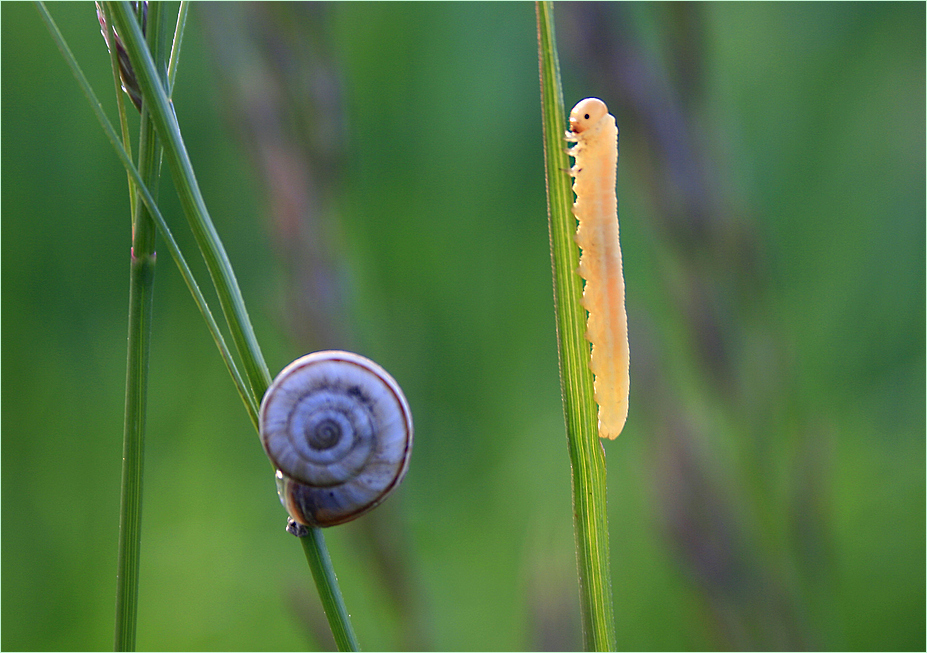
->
[106,5,360,649]
[115,247,155,652]
[99,2,136,220]
[536,2,618,650]
[108,1,272,401]
[165,1,189,94]
[299,528,361,652]
[112,1,165,648]
[36,2,259,430]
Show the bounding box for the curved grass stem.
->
[40,3,360,649]
[40,1,259,430]
[109,1,272,400]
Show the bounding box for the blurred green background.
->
[2,2,924,650]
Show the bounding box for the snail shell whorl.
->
[259,351,413,527]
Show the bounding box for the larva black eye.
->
[584,114,590,120]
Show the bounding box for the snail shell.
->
[259,351,413,527]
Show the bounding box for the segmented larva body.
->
[566,98,629,440]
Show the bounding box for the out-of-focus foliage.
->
[2,2,923,650]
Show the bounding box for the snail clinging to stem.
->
[259,351,413,528]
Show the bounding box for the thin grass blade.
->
[108,1,272,401]
[104,5,361,649]
[536,2,618,649]
[36,1,258,430]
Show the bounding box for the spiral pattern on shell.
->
[259,351,413,527]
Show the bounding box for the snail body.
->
[259,351,413,527]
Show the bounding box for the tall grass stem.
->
[37,1,260,430]
[536,2,618,649]
[300,528,361,651]
[42,3,361,648]
[108,1,272,399]
[110,2,166,649]
[114,252,155,652]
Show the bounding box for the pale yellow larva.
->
[566,98,629,440]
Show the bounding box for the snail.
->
[259,351,413,527]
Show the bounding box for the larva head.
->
[569,98,609,134]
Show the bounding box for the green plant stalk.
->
[165,2,189,93]
[36,1,259,432]
[116,249,155,652]
[113,3,166,649]
[103,8,136,220]
[536,2,617,650]
[44,4,358,647]
[39,2,255,645]
[105,5,360,649]
[108,1,272,400]
[300,528,361,652]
